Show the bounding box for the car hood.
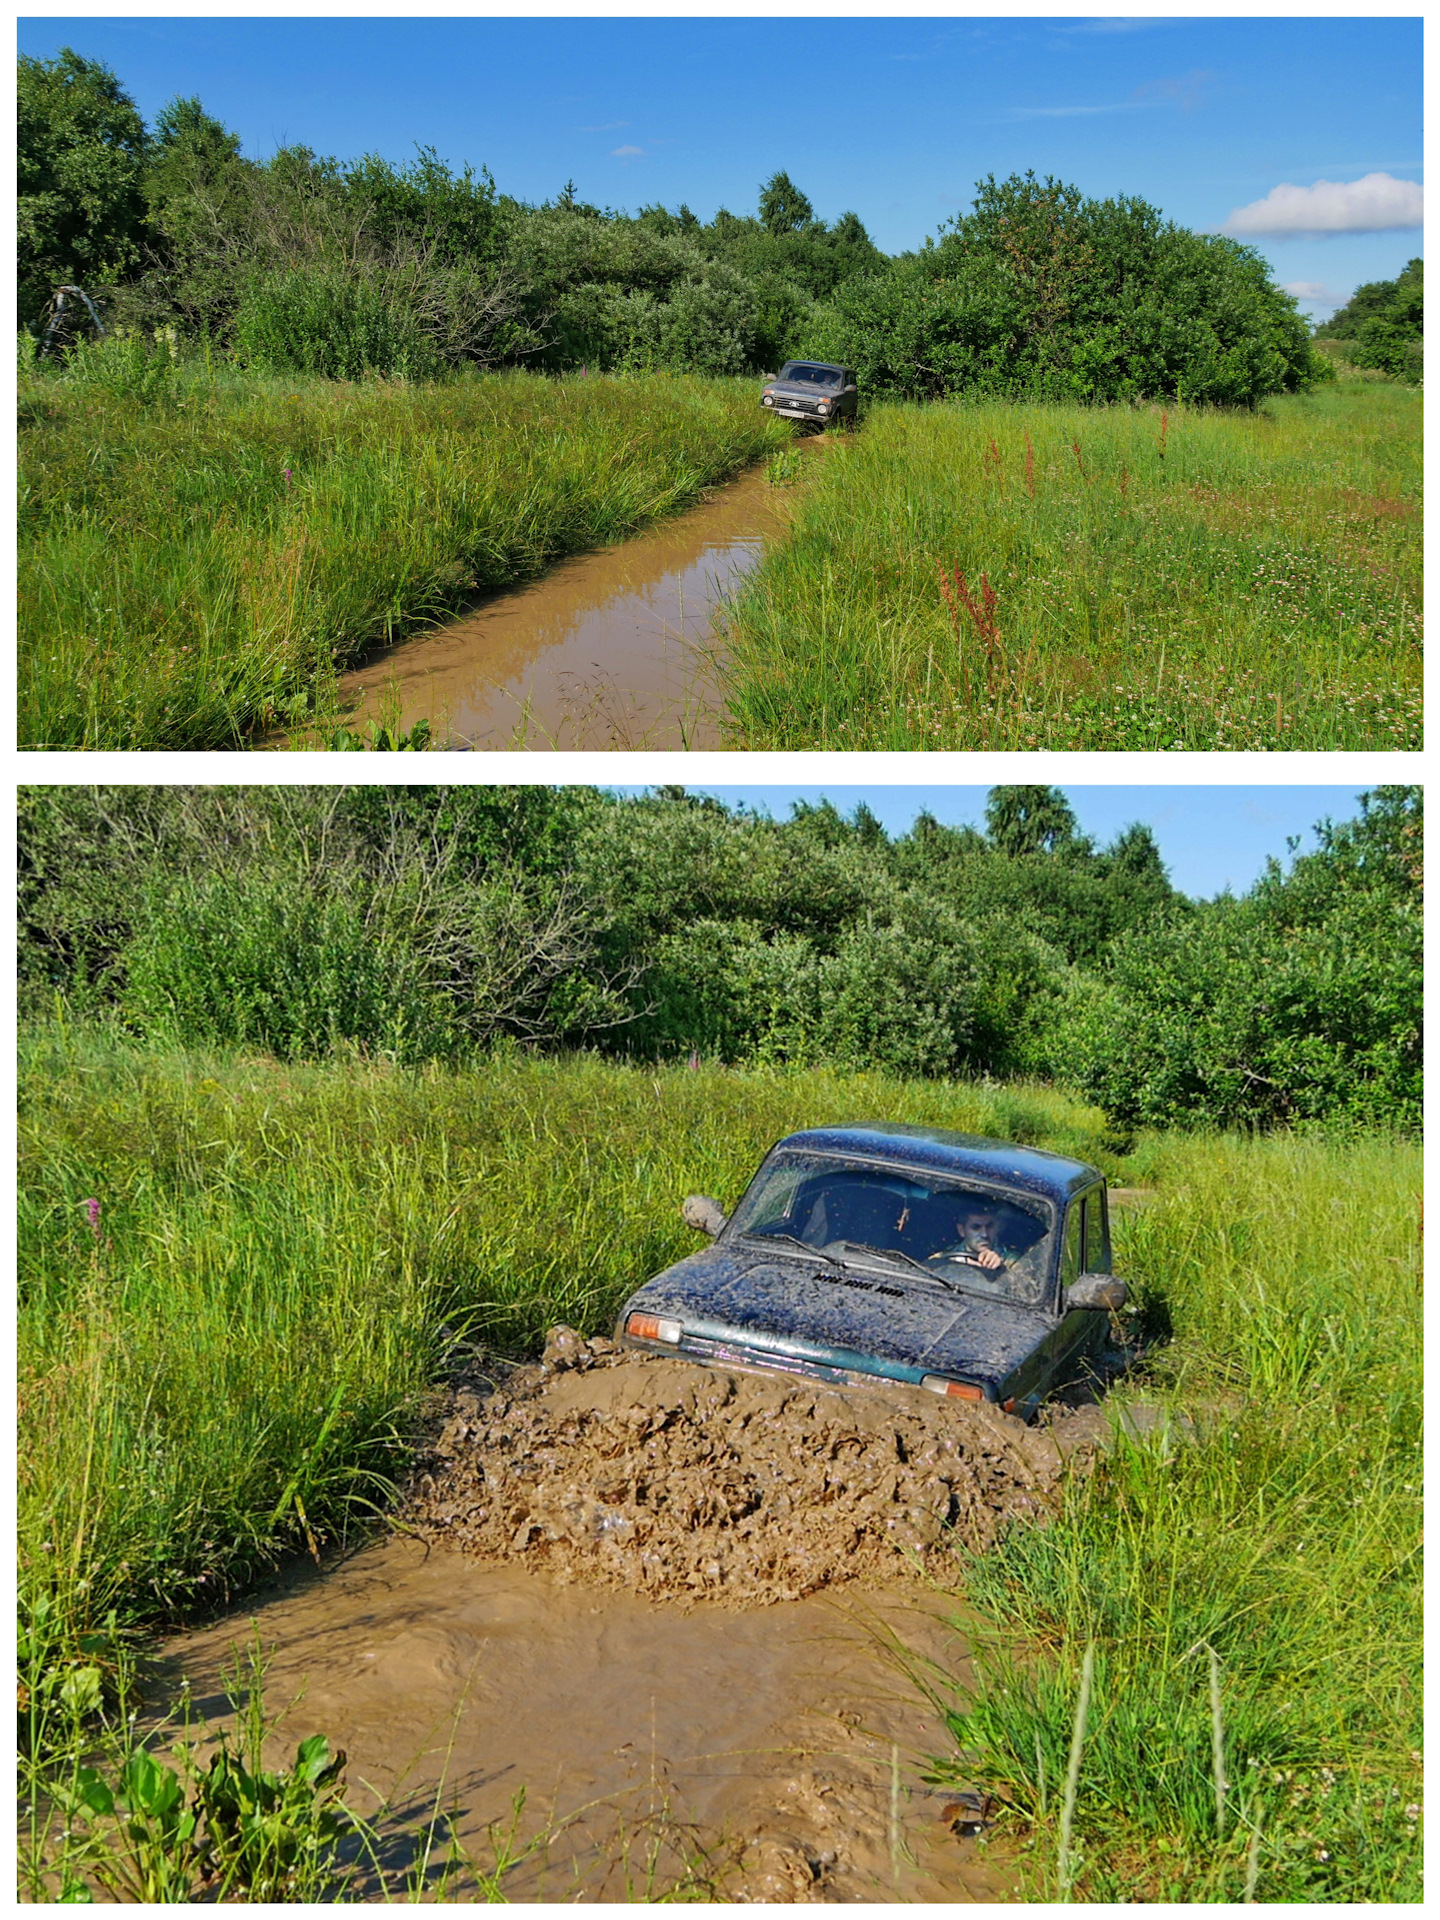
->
[625,1242,1051,1392]
[768,379,839,399]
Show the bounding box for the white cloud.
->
[1284,281,1347,305]
[610,145,644,158]
[1220,172,1422,237]
[1008,101,1150,119]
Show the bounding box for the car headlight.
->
[816,402,828,414]
[763,394,773,405]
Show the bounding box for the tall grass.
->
[18,1023,1113,1653]
[929,1132,1422,1901]
[20,1030,1419,1902]
[719,377,1421,750]
[17,356,790,749]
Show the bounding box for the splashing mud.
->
[159,1333,1107,1898]
[405,1332,1086,1606]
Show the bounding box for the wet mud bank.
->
[319,452,812,752]
[408,1332,1086,1605]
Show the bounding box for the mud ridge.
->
[405,1327,1095,1606]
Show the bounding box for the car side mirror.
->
[681,1194,728,1236]
[1065,1273,1128,1312]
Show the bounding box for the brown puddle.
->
[315,457,803,752]
[159,1540,1009,1902]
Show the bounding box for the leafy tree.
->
[17,47,148,326]
[758,170,814,236]
[984,786,1082,858]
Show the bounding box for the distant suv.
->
[761,361,858,428]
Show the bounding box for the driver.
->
[929,1200,1015,1272]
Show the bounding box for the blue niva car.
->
[616,1125,1128,1419]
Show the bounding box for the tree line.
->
[19,784,1420,1133]
[1313,256,1422,380]
[20,45,1328,405]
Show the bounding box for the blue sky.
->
[19,14,1422,319]
[609,787,1372,900]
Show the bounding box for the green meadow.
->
[19,1031,1421,1901]
[724,375,1421,751]
[17,360,788,750]
[18,353,1420,754]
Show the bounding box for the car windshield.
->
[728,1151,1054,1308]
[778,363,842,387]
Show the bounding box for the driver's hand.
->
[974,1247,1004,1270]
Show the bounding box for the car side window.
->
[1082,1189,1111,1272]
[1061,1202,1083,1294]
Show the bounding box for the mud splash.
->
[405,1332,1083,1606]
[322,457,802,751]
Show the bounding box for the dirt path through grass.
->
[306,454,800,751]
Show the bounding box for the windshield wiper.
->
[822,1240,964,1289]
[739,1229,850,1268]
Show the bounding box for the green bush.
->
[232,269,442,380]
[122,872,452,1062]
[800,173,1323,406]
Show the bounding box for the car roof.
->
[780,360,843,373]
[771,1124,1102,1202]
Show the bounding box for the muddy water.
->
[324,459,799,752]
[160,1541,1008,1902]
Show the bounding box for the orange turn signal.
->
[626,1312,682,1345]
[921,1374,984,1402]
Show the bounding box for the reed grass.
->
[929,1130,1423,1901]
[17,362,789,749]
[718,376,1421,750]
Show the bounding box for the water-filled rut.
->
[325,456,803,751]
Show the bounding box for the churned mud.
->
[322,456,806,751]
[404,1330,1086,1607]
[159,1332,1111,1899]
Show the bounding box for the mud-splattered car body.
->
[760,361,858,427]
[616,1124,1126,1418]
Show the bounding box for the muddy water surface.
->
[325,460,799,752]
[162,1543,1008,1901]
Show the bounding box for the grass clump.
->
[17,358,789,749]
[928,1130,1422,1901]
[719,377,1420,750]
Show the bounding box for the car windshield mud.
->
[731,1150,1055,1307]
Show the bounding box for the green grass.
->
[19,1029,1420,1902]
[928,1131,1422,1901]
[718,377,1421,750]
[17,358,790,749]
[18,1024,1114,1647]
